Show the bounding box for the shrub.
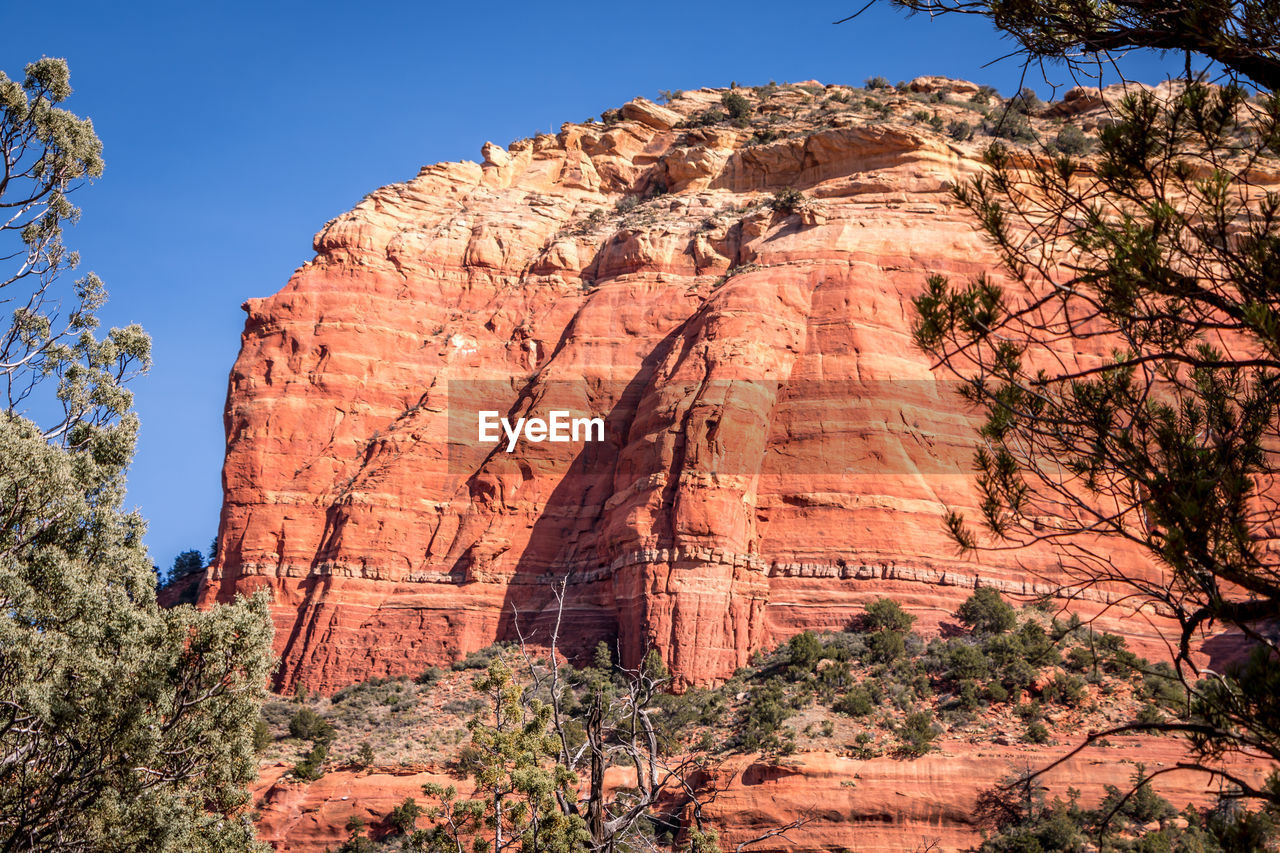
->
[388,797,423,835]
[969,85,999,105]
[867,629,907,663]
[865,76,892,90]
[288,707,334,742]
[415,666,444,686]
[834,685,875,716]
[863,598,916,634]
[356,741,375,768]
[947,120,974,141]
[912,109,931,122]
[987,111,1036,142]
[958,587,1017,635]
[452,642,511,671]
[614,195,641,215]
[1017,621,1059,667]
[946,642,991,682]
[958,679,982,710]
[721,91,752,124]
[1066,645,1096,673]
[1135,703,1164,726]
[1053,124,1093,155]
[252,717,273,752]
[754,81,779,99]
[981,633,1026,671]
[787,631,824,675]
[928,113,945,131]
[749,128,783,146]
[820,720,835,737]
[769,187,807,215]
[1010,87,1043,115]
[986,680,1010,703]
[1042,672,1087,708]
[737,679,795,752]
[293,741,328,781]
[1142,662,1184,709]
[896,711,941,757]
[1023,719,1051,744]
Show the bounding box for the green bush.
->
[946,641,991,682]
[749,128,783,146]
[865,76,892,90]
[958,679,982,710]
[769,187,807,215]
[1142,662,1184,709]
[958,587,1017,635]
[452,642,511,671]
[252,717,273,752]
[415,666,444,686]
[969,85,999,105]
[1023,719,1051,744]
[863,598,916,634]
[986,111,1036,142]
[721,91,752,124]
[288,707,334,742]
[680,109,728,128]
[737,679,795,752]
[388,797,423,835]
[1016,621,1059,667]
[356,741,375,768]
[896,710,940,757]
[1135,703,1164,726]
[292,741,328,781]
[947,120,974,141]
[834,685,875,716]
[986,680,1010,703]
[1010,87,1043,115]
[1053,124,1093,155]
[867,629,907,663]
[1042,672,1086,708]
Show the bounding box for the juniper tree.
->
[855,0,1280,809]
[0,58,274,851]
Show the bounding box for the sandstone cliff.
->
[202,79,1217,694]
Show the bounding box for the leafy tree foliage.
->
[421,656,586,853]
[958,587,1018,635]
[876,0,1280,810]
[0,58,274,851]
[977,769,1276,852]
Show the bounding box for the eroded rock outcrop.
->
[202,82,1215,694]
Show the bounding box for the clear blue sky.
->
[0,1,1182,573]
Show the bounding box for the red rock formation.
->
[201,83,1252,694]
[250,737,1250,853]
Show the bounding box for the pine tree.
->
[0,58,274,851]
[866,0,1280,811]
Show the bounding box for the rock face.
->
[250,738,1241,853]
[203,84,1186,694]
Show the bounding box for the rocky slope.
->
[201,77,1244,694]
[251,741,1233,853]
